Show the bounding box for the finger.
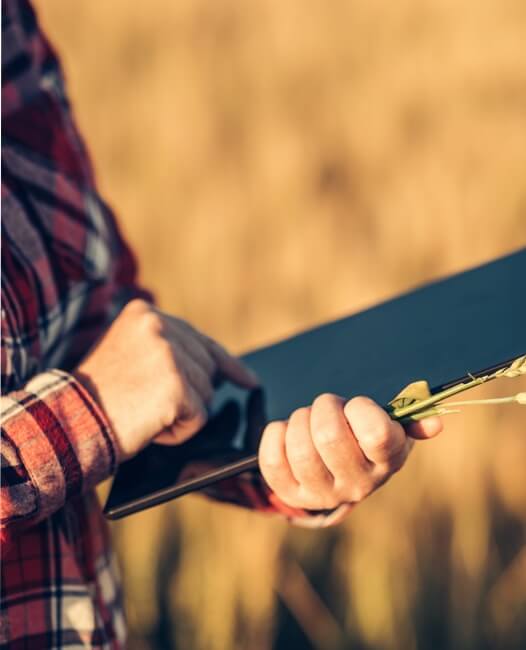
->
[203,338,260,389]
[155,383,207,445]
[344,396,408,467]
[185,338,216,378]
[310,393,372,488]
[405,416,443,440]
[164,317,216,377]
[284,407,334,502]
[180,352,214,404]
[171,317,259,389]
[258,420,301,505]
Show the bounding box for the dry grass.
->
[35,1,526,648]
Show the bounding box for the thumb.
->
[404,415,443,440]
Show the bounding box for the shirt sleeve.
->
[0,369,117,544]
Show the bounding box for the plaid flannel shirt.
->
[1,2,347,648]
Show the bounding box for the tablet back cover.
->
[104,248,525,519]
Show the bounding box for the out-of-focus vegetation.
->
[35,1,526,648]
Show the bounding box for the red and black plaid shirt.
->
[1,2,346,648]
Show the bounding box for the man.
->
[0,1,442,647]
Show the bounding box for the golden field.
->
[35,1,526,648]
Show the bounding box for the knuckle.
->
[350,395,374,407]
[344,395,373,418]
[361,419,393,454]
[264,420,287,439]
[259,453,283,480]
[292,406,310,421]
[124,298,149,315]
[142,310,164,336]
[286,405,311,431]
[313,392,341,411]
[349,482,373,503]
[312,424,344,448]
[287,443,312,466]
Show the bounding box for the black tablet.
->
[104,248,525,520]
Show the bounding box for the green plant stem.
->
[390,374,495,420]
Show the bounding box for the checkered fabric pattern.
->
[1,2,340,648]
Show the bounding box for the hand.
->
[258,394,442,515]
[74,299,258,462]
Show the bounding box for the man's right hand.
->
[74,299,259,462]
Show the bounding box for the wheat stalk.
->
[444,393,526,407]
[389,355,526,423]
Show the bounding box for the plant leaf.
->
[388,380,432,410]
[495,355,526,378]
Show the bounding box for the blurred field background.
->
[35,1,526,648]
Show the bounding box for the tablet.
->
[104,248,525,519]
